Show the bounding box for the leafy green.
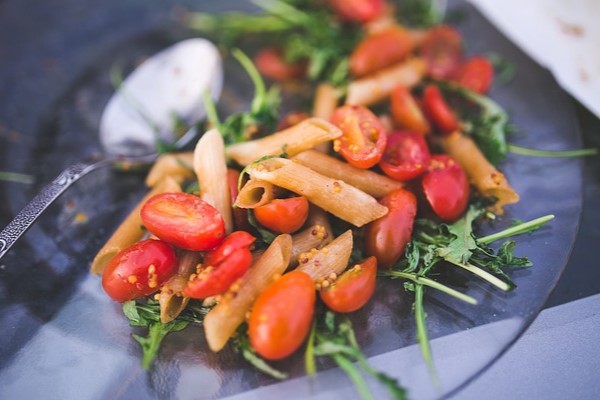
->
[485,52,516,84]
[247,209,278,246]
[507,144,598,158]
[0,171,34,184]
[232,325,288,379]
[398,0,446,27]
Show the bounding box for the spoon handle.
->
[0,159,114,261]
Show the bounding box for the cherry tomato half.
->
[380,131,431,181]
[141,192,225,251]
[254,47,306,81]
[249,271,316,360]
[350,27,415,77]
[102,239,177,302]
[183,231,255,299]
[422,155,470,221]
[422,84,460,134]
[320,256,377,313]
[454,56,494,94]
[254,196,309,234]
[325,0,384,23]
[331,105,387,169]
[364,189,417,269]
[418,24,463,79]
[390,85,430,135]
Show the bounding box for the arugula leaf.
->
[0,171,34,184]
[436,205,484,265]
[247,210,278,246]
[398,0,445,27]
[232,325,288,380]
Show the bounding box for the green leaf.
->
[436,206,484,265]
[247,210,278,245]
[0,171,34,184]
[133,320,190,370]
[398,0,445,27]
[232,327,288,380]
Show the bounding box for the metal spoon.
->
[0,38,223,260]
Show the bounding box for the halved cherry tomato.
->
[102,239,177,302]
[380,131,431,181]
[277,111,310,130]
[254,47,306,81]
[390,85,430,134]
[454,56,494,94]
[183,231,255,299]
[141,192,225,251]
[249,271,316,360]
[422,84,460,134]
[331,105,387,169]
[422,155,470,221]
[418,25,463,79]
[325,0,384,23]
[254,196,309,234]
[320,256,377,313]
[364,189,417,269]
[350,27,415,77]
[227,169,251,231]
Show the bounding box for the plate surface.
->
[0,1,583,399]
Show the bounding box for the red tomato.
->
[227,169,251,231]
[418,25,463,79]
[277,111,310,130]
[102,239,177,302]
[422,155,470,221]
[350,27,415,77]
[390,85,430,135]
[254,196,309,234]
[320,256,377,313]
[141,192,225,251]
[254,47,306,81]
[325,0,384,23]
[331,105,387,169]
[249,271,316,360]
[454,56,494,94]
[380,131,431,181]
[183,231,255,299]
[364,189,417,269]
[422,84,460,134]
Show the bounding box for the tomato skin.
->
[380,131,431,181]
[350,27,415,77]
[422,155,470,221]
[454,56,494,94]
[390,85,430,135]
[254,47,306,81]
[254,196,309,234]
[183,231,255,299]
[320,257,377,313]
[422,84,460,134]
[325,0,384,23]
[141,192,225,251]
[331,105,387,169]
[418,25,463,79]
[102,239,177,302]
[249,271,316,360]
[364,189,417,269]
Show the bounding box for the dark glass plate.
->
[0,1,583,399]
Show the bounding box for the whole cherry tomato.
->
[249,271,316,360]
[364,189,417,269]
[254,196,309,234]
[390,85,430,135]
[422,84,460,134]
[227,168,251,231]
[422,155,470,221]
[325,0,384,23]
[102,239,177,302]
[418,25,463,79]
[320,256,377,313]
[141,192,225,251]
[331,105,387,169]
[183,231,255,299]
[454,56,494,94]
[350,27,415,77]
[254,47,306,81]
[380,131,431,181]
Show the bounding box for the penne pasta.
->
[194,129,233,233]
[289,210,333,268]
[90,177,181,275]
[248,158,388,227]
[292,150,403,198]
[225,117,342,166]
[345,57,426,106]
[312,83,339,120]
[158,250,201,323]
[234,179,277,209]
[296,230,353,281]
[145,152,194,187]
[203,234,293,352]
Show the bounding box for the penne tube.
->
[234,179,277,209]
[158,250,201,323]
[90,177,182,275]
[145,152,194,187]
[296,230,353,281]
[289,217,333,268]
[440,131,519,214]
[292,150,403,198]
[312,83,339,120]
[194,129,233,233]
[345,57,426,106]
[204,234,293,352]
[225,117,342,166]
[364,4,397,35]
[248,158,388,227]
